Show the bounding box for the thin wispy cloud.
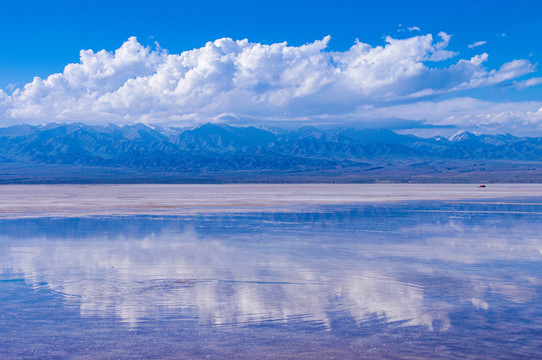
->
[468,40,487,49]
[516,77,542,89]
[0,33,540,133]
[397,25,421,33]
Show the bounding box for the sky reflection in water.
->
[1,199,542,358]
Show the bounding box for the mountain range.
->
[0,122,541,183]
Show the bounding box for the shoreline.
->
[1,183,542,219]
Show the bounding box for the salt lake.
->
[1,184,541,359]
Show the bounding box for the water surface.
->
[1,198,542,358]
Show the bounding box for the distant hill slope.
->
[0,122,541,183]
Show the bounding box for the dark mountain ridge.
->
[0,122,541,183]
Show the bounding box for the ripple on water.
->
[0,200,541,358]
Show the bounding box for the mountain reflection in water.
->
[1,200,541,334]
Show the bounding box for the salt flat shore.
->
[1,183,541,218]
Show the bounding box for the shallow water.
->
[1,198,542,359]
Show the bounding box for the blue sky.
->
[1,0,541,134]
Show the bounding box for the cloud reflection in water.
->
[1,202,541,330]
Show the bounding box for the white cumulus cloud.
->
[0,33,538,131]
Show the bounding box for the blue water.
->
[1,199,542,359]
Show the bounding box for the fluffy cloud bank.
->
[359,98,542,135]
[0,33,540,132]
